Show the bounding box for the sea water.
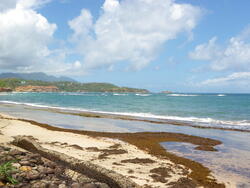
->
[0,92,249,130]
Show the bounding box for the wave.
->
[135,94,151,96]
[167,94,199,97]
[217,94,226,97]
[113,93,128,96]
[0,93,11,96]
[59,93,87,96]
[0,100,249,130]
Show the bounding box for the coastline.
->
[44,108,250,133]
[0,113,224,188]
[1,100,249,133]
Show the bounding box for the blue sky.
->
[0,0,250,92]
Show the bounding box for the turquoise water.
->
[0,92,249,130]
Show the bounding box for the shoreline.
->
[30,106,250,133]
[1,101,249,133]
[0,113,225,187]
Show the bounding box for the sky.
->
[0,0,250,93]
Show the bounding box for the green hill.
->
[0,78,149,93]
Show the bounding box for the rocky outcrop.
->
[0,145,109,188]
[0,87,12,92]
[12,136,140,188]
[15,85,59,92]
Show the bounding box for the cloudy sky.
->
[0,0,250,92]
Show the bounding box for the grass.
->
[0,161,18,185]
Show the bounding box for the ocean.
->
[0,92,249,131]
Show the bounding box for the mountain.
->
[0,72,75,82]
[0,78,149,93]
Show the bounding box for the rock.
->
[58,184,67,188]
[95,183,110,188]
[43,159,56,168]
[28,154,41,159]
[29,159,38,163]
[1,155,14,162]
[71,183,82,188]
[19,160,30,166]
[15,85,59,92]
[161,90,172,94]
[37,165,45,172]
[17,183,31,188]
[16,175,25,182]
[20,166,32,172]
[25,170,40,180]
[31,182,47,188]
[42,167,55,174]
[8,149,25,156]
[48,184,58,188]
[0,87,12,92]
[82,183,98,188]
[12,136,140,188]
[12,162,21,168]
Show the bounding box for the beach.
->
[0,93,250,187]
[0,112,226,188]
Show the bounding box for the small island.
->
[161,90,173,94]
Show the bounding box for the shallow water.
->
[0,92,250,130]
[0,103,250,187]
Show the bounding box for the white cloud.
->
[0,0,56,71]
[200,72,250,86]
[189,27,250,71]
[103,0,119,12]
[68,9,93,41]
[69,0,202,71]
[189,37,221,60]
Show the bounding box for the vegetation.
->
[0,78,149,93]
[0,161,18,185]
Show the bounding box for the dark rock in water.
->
[161,90,172,94]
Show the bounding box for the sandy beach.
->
[0,113,225,188]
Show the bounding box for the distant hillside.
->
[0,72,75,82]
[0,78,149,93]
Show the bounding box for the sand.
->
[0,113,190,188]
